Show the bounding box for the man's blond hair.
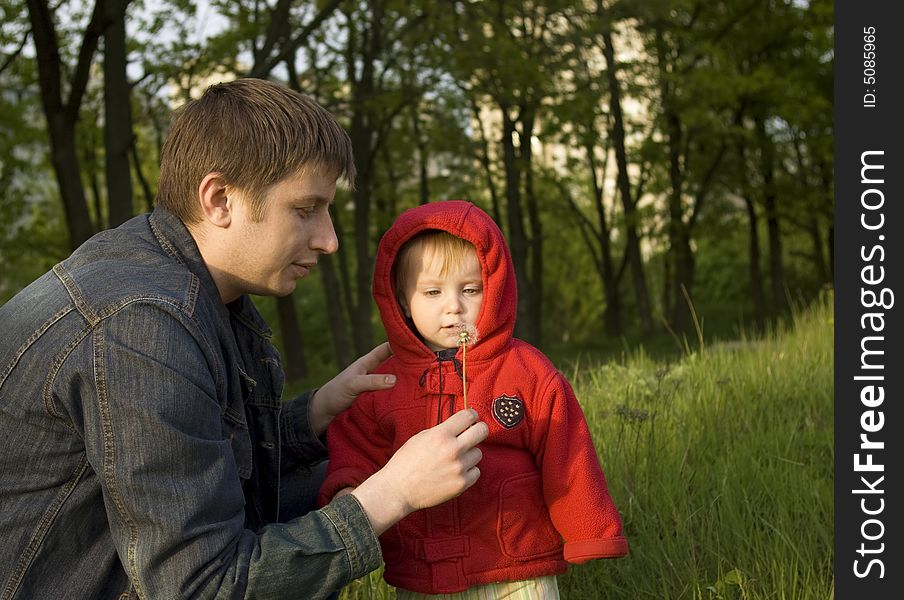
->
[156,78,355,223]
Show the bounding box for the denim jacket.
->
[0,207,381,599]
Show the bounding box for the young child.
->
[319,201,627,597]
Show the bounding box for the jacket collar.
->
[147,205,272,338]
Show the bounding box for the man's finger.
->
[348,373,397,395]
[456,420,489,448]
[463,446,483,468]
[357,342,393,371]
[441,408,485,437]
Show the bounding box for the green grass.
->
[340,299,834,599]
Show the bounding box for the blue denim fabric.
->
[0,207,381,599]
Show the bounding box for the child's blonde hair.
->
[393,230,476,304]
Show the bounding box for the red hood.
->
[373,201,517,365]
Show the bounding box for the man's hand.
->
[309,342,396,436]
[350,409,489,536]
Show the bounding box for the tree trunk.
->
[500,105,531,341]
[793,137,829,285]
[817,156,834,285]
[343,1,389,356]
[807,218,829,284]
[276,296,308,382]
[130,139,154,213]
[349,114,376,355]
[520,109,542,346]
[585,140,622,337]
[755,114,788,315]
[827,224,834,284]
[734,114,767,325]
[670,224,695,334]
[470,97,502,226]
[26,0,107,249]
[103,9,134,227]
[744,195,767,325]
[284,65,353,369]
[654,27,693,334]
[412,108,430,204]
[319,252,354,368]
[604,26,653,335]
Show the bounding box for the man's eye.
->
[296,207,316,218]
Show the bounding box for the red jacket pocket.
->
[497,472,562,561]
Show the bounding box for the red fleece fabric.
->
[319,201,627,594]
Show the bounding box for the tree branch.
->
[250,0,342,78]
[67,0,132,122]
[0,29,30,77]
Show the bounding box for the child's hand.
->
[350,409,488,535]
[309,342,395,435]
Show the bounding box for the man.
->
[0,78,487,599]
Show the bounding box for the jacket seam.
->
[92,327,145,599]
[41,323,94,434]
[53,263,99,326]
[0,455,90,600]
[231,309,273,339]
[41,296,217,430]
[322,506,358,581]
[535,370,561,434]
[1,304,74,390]
[83,298,221,599]
[148,214,184,265]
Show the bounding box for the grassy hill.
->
[341,299,834,599]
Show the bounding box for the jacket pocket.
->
[497,472,562,561]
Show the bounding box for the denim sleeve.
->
[75,302,381,599]
[280,389,329,468]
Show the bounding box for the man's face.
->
[402,247,483,351]
[218,169,338,301]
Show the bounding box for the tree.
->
[102,0,134,227]
[595,5,654,335]
[447,0,584,346]
[26,0,129,248]
[236,0,347,380]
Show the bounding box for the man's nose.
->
[311,212,339,254]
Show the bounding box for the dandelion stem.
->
[459,330,470,409]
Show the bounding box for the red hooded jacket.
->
[319,201,627,594]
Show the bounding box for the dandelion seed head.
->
[455,323,479,346]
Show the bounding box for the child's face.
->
[401,247,483,351]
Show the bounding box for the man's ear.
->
[197,172,231,228]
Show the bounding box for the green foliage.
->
[0,38,69,301]
[5,0,834,354]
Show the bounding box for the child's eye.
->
[463,287,482,295]
[424,290,441,296]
